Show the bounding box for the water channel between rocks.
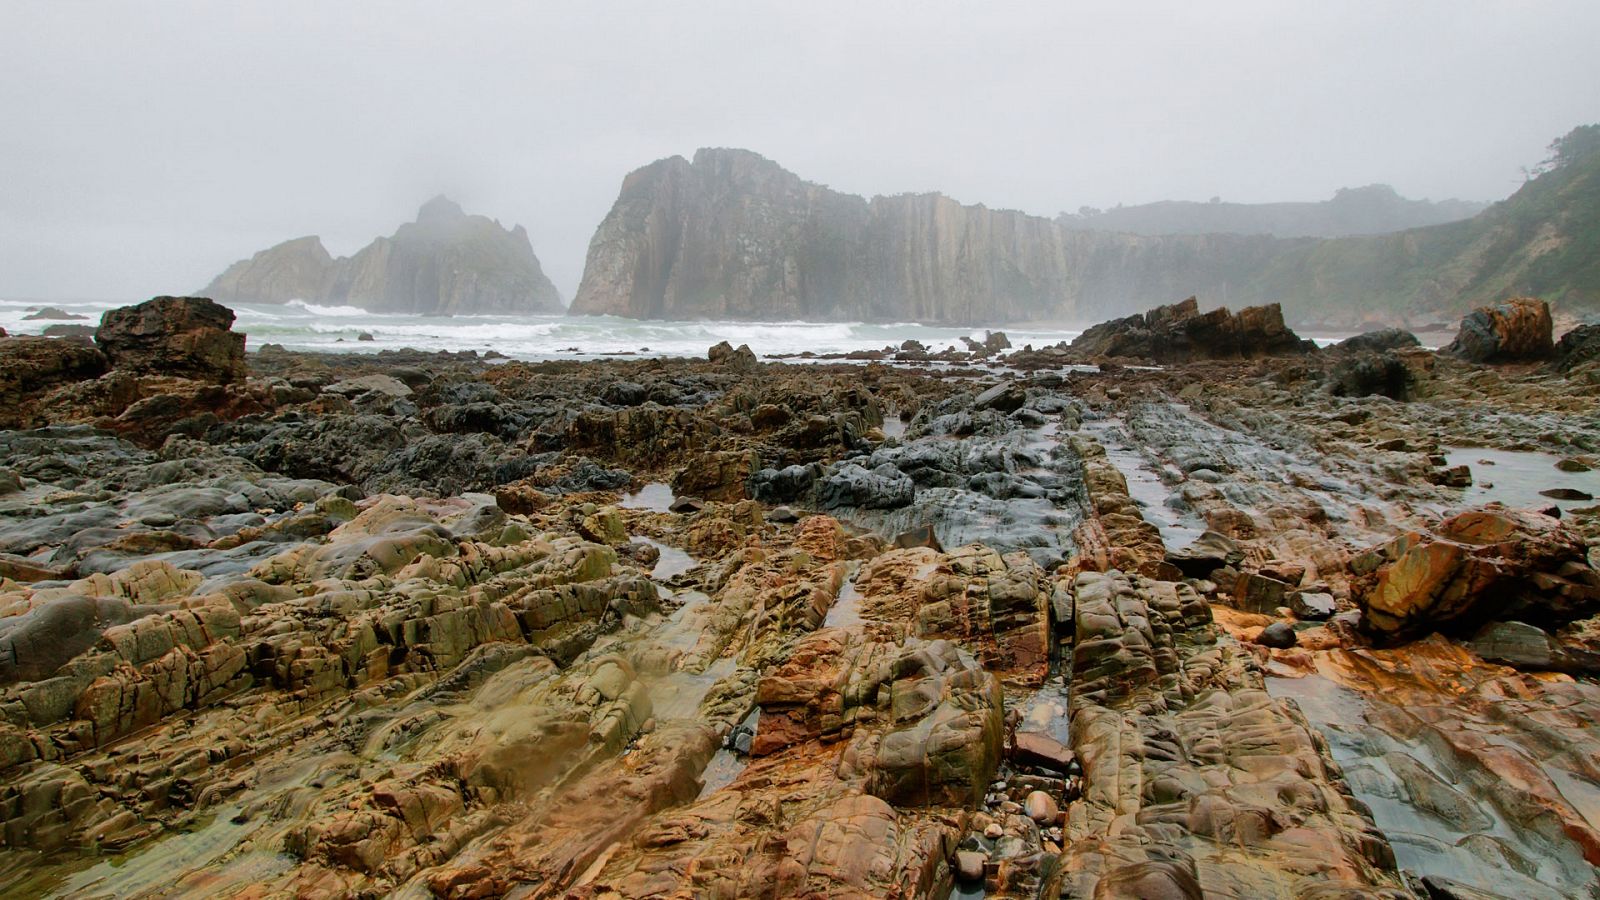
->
[1266,674,1600,899]
[1443,447,1600,514]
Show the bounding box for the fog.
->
[3,1,1598,301]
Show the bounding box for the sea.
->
[0,297,1357,360]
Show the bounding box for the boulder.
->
[1255,622,1298,648]
[1354,507,1600,643]
[1442,297,1554,363]
[1232,572,1291,614]
[1165,531,1244,577]
[95,296,247,383]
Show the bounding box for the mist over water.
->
[0,297,1103,361]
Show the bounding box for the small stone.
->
[984,823,1004,840]
[1541,487,1593,501]
[1024,790,1059,824]
[768,506,799,524]
[1557,457,1592,473]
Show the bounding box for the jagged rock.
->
[0,337,108,427]
[41,323,95,339]
[1353,507,1600,643]
[202,198,563,315]
[95,296,246,383]
[816,462,914,510]
[974,381,1025,412]
[706,340,758,371]
[1555,323,1600,373]
[1232,571,1291,614]
[22,307,87,321]
[1067,297,1317,362]
[1442,297,1554,363]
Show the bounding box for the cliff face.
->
[201,236,333,306]
[572,149,1298,325]
[1056,185,1487,239]
[574,131,1600,327]
[202,197,563,315]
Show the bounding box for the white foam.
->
[286,299,368,316]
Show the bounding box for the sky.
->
[3,1,1598,302]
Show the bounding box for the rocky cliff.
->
[575,129,1600,327]
[1056,184,1486,238]
[202,197,563,315]
[571,149,1295,325]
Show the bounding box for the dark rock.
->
[1333,328,1420,354]
[747,464,820,505]
[22,307,87,321]
[1554,323,1600,373]
[95,296,247,383]
[41,324,96,339]
[974,381,1025,412]
[816,463,914,510]
[668,496,704,515]
[1442,297,1554,363]
[1328,352,1413,399]
[1255,622,1298,648]
[0,337,109,428]
[602,381,648,406]
[1067,297,1316,363]
[357,331,375,342]
[1540,487,1593,501]
[1429,464,1472,487]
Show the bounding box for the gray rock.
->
[1290,591,1336,620]
[1256,622,1297,649]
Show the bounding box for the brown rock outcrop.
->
[94,295,246,383]
[1442,296,1555,362]
[202,196,564,315]
[1353,506,1600,643]
[1066,296,1317,362]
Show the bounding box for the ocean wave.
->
[286,299,369,316]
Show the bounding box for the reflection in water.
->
[619,482,675,512]
[1443,447,1600,513]
[634,537,696,581]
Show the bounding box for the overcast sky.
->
[3,1,1598,301]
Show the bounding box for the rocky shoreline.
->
[0,295,1597,898]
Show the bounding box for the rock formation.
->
[1064,296,1317,362]
[1,295,1599,898]
[95,295,246,383]
[201,197,564,315]
[575,124,1600,326]
[571,148,1293,325]
[1442,296,1556,362]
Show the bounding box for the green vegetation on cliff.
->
[1252,125,1600,324]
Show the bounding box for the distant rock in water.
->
[1442,297,1554,363]
[1065,297,1316,362]
[201,196,563,315]
[202,235,334,307]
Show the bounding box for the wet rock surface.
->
[0,296,1598,898]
